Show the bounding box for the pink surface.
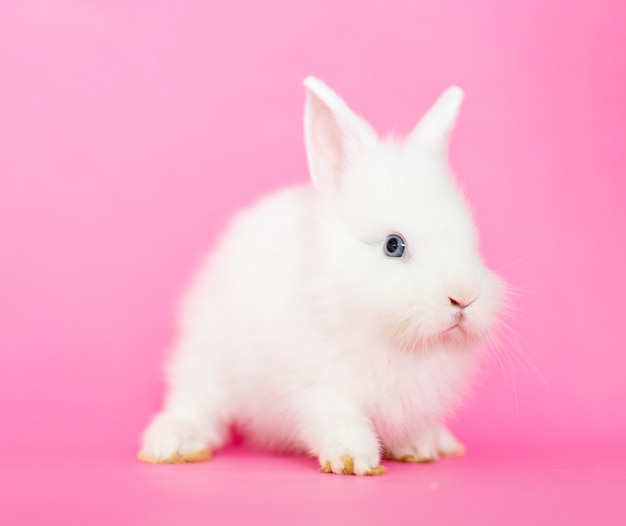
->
[2,446,626,525]
[0,0,624,524]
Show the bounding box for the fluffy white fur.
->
[139,77,504,475]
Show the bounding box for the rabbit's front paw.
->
[138,413,211,464]
[318,451,384,476]
[385,426,464,463]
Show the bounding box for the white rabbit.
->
[138,77,504,475]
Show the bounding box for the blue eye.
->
[384,234,406,258]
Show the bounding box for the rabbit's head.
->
[304,77,503,351]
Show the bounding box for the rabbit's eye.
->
[384,234,406,258]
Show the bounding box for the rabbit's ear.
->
[303,77,377,194]
[408,86,464,155]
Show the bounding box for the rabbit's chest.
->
[360,348,473,440]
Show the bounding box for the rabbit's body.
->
[139,78,503,475]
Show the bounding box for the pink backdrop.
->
[1,1,625,524]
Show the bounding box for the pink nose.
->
[449,297,472,309]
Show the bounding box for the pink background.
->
[1,1,625,524]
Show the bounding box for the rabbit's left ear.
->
[408,86,464,155]
[303,77,377,195]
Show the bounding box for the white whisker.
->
[494,254,535,273]
[496,319,559,411]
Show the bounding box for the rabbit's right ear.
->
[407,86,464,155]
[303,77,377,195]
